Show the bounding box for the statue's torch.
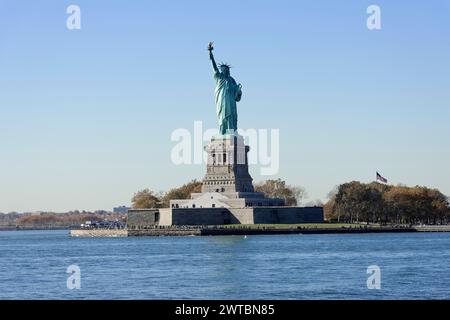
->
[207,42,214,52]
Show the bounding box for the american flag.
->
[376,172,388,183]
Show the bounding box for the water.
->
[0,230,449,299]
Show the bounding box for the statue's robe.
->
[213,71,242,135]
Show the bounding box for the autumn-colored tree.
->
[161,180,203,207]
[326,181,450,225]
[384,186,449,224]
[254,179,307,206]
[131,189,161,209]
[17,214,61,227]
[14,212,124,228]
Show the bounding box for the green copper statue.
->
[208,42,242,136]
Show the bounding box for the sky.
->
[1,0,449,212]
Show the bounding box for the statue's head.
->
[219,63,231,76]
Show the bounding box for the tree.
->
[326,181,450,225]
[254,179,307,206]
[323,186,338,221]
[161,180,203,207]
[131,189,161,209]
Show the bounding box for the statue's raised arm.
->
[208,42,219,74]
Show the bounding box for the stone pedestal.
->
[135,135,324,225]
[202,135,254,193]
[170,134,285,210]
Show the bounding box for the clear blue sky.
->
[1,0,449,212]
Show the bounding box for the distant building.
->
[113,206,129,214]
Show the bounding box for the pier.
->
[70,229,127,237]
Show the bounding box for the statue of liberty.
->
[208,42,242,136]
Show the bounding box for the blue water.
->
[0,230,449,299]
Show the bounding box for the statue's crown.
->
[219,63,231,69]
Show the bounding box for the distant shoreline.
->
[0,226,70,231]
